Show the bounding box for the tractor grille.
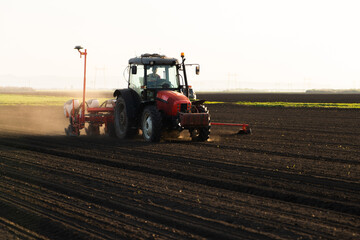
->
[180,103,188,112]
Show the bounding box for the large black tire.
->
[190,105,211,142]
[114,96,136,139]
[141,105,162,142]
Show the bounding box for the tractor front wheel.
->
[141,105,162,142]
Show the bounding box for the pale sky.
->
[1,0,360,91]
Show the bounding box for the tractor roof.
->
[129,53,179,65]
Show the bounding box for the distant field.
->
[0,94,109,106]
[233,101,360,109]
[198,92,360,103]
[204,101,360,108]
[1,93,360,108]
[0,94,71,106]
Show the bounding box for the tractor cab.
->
[128,54,181,101]
[128,53,198,101]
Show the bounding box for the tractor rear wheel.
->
[141,105,162,142]
[114,96,133,139]
[190,105,211,142]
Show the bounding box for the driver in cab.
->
[147,66,161,88]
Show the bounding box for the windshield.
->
[146,65,179,89]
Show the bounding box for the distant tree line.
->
[0,87,35,93]
[306,89,360,94]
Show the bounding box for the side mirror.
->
[131,65,137,75]
[195,65,200,75]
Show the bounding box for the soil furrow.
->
[3,158,351,240]
[0,177,179,240]
[201,142,360,165]
[1,139,359,217]
[3,137,359,194]
[0,216,49,240]
[1,98,359,239]
[1,165,267,240]
[0,198,98,240]
[2,136,359,197]
[4,149,359,239]
[3,148,360,234]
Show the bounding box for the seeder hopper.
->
[64,46,116,137]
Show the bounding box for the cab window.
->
[129,64,144,95]
[145,65,179,89]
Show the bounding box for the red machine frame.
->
[69,47,114,136]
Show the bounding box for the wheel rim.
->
[142,113,152,140]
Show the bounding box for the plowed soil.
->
[0,93,359,239]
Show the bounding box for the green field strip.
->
[202,101,225,104]
[234,101,360,109]
[1,94,359,108]
[0,94,110,106]
[205,101,360,109]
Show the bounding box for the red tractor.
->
[65,51,211,142]
[111,53,210,142]
[65,49,250,141]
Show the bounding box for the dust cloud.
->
[0,106,68,135]
[208,127,246,142]
[0,105,238,140]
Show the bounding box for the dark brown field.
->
[0,93,359,239]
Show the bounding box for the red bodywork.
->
[156,90,210,128]
[156,90,191,116]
